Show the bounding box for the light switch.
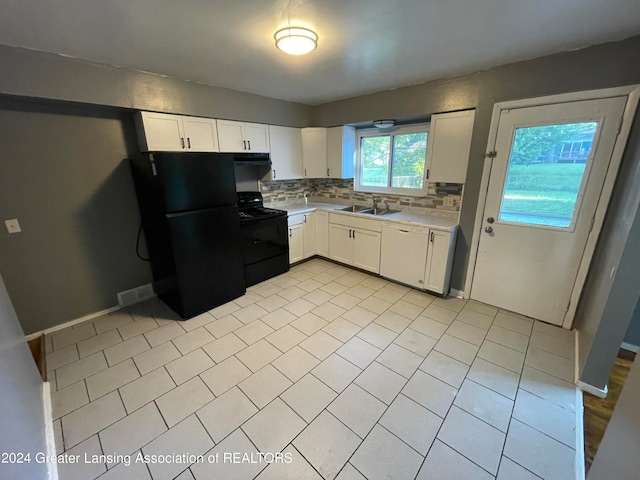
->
[5,219,21,234]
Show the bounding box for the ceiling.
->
[1,0,639,105]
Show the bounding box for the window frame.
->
[354,123,430,196]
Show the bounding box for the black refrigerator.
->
[130,152,246,319]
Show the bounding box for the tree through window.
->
[356,125,429,195]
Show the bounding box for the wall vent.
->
[117,284,155,307]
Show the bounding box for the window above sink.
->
[355,123,429,197]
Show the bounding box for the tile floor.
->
[47,258,579,480]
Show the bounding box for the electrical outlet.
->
[443,197,454,207]
[4,219,21,234]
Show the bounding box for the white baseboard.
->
[621,342,639,353]
[575,385,586,480]
[24,293,158,341]
[449,288,464,299]
[25,305,122,341]
[43,382,58,480]
[576,380,608,399]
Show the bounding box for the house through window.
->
[355,124,429,196]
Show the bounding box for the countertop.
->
[274,202,459,231]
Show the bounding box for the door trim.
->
[464,85,640,329]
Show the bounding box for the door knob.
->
[485,226,493,234]
[487,217,495,224]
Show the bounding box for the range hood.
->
[233,152,272,166]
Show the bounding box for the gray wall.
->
[0,272,49,479]
[0,45,312,128]
[312,35,640,291]
[0,99,153,334]
[623,299,640,347]
[575,125,640,388]
[588,348,640,479]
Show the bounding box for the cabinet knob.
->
[273,169,276,179]
[187,137,191,149]
[327,168,330,177]
[248,140,251,150]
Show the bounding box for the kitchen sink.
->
[338,205,369,212]
[360,208,400,216]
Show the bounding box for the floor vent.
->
[117,284,155,307]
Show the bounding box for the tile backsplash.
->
[260,178,463,212]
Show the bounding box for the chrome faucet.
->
[384,200,389,211]
[372,197,379,210]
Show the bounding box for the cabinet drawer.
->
[288,214,305,226]
[329,212,382,233]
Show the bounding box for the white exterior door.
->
[471,97,627,325]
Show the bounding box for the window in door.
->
[356,125,429,196]
[498,122,598,229]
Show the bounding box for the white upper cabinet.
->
[244,123,270,153]
[181,116,219,152]
[302,128,328,178]
[426,110,475,184]
[327,126,356,179]
[268,126,303,180]
[217,120,270,153]
[136,112,219,152]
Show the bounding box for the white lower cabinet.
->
[303,213,316,259]
[328,224,353,265]
[424,230,455,294]
[380,223,456,295]
[352,229,382,273]
[316,211,329,257]
[288,223,304,264]
[328,214,382,273]
[288,212,316,264]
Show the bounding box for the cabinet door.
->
[380,226,428,288]
[244,123,270,153]
[217,120,246,152]
[182,116,219,152]
[138,112,185,151]
[353,229,381,273]
[289,224,304,264]
[269,126,303,180]
[426,110,475,183]
[327,126,356,179]
[302,128,328,178]
[424,230,451,294]
[303,213,316,258]
[329,224,352,265]
[316,211,329,257]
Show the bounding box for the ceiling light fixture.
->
[373,120,396,129]
[274,27,318,55]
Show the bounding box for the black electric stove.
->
[237,192,289,286]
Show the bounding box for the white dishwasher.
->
[380,223,429,289]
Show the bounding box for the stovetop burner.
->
[237,192,287,222]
